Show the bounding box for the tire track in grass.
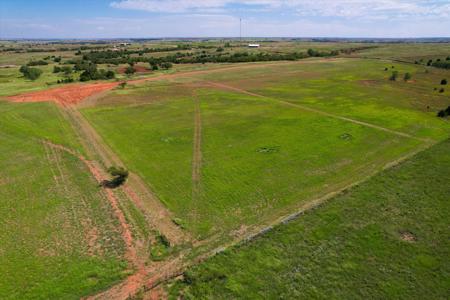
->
[42,141,148,299]
[204,81,432,142]
[62,106,189,246]
[192,96,202,199]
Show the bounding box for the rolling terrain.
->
[0,40,449,299]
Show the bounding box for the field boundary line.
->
[205,81,431,142]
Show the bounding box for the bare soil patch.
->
[7,59,338,107]
[9,82,119,106]
[400,231,417,242]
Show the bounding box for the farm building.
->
[248,44,260,48]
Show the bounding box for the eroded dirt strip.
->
[62,106,189,245]
[42,141,138,264]
[43,141,149,299]
[204,81,432,143]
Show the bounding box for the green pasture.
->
[0,64,80,97]
[195,58,450,140]
[169,138,450,299]
[0,101,127,299]
[353,43,450,62]
[82,82,423,238]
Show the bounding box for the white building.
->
[248,44,260,48]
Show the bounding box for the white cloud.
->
[110,0,450,20]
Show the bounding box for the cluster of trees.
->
[71,46,346,67]
[26,60,48,66]
[53,65,72,75]
[76,44,192,64]
[437,106,450,118]
[19,65,43,80]
[80,65,115,81]
[307,48,339,57]
[387,68,411,82]
[432,61,450,69]
[57,77,74,84]
[416,57,450,69]
[69,60,115,81]
[149,61,173,70]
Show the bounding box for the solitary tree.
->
[160,62,173,70]
[404,72,412,81]
[125,66,135,75]
[102,166,129,188]
[390,71,399,81]
[19,65,43,80]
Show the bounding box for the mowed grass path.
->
[82,82,421,237]
[169,138,450,299]
[0,101,127,299]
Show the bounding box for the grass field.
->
[0,41,449,299]
[168,138,450,299]
[193,58,450,140]
[0,101,128,299]
[80,57,445,238]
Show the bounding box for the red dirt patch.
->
[8,82,119,106]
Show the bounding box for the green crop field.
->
[168,138,450,299]
[0,101,128,299]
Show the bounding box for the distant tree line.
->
[432,61,450,69]
[1,45,110,53]
[69,45,372,67]
[27,60,48,66]
[415,56,450,69]
[75,44,192,62]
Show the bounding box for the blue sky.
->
[1,0,450,38]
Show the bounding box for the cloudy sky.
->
[1,0,450,38]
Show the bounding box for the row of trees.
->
[77,44,192,63]
[27,60,48,66]
[432,61,450,69]
[70,46,348,67]
[389,70,412,81]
